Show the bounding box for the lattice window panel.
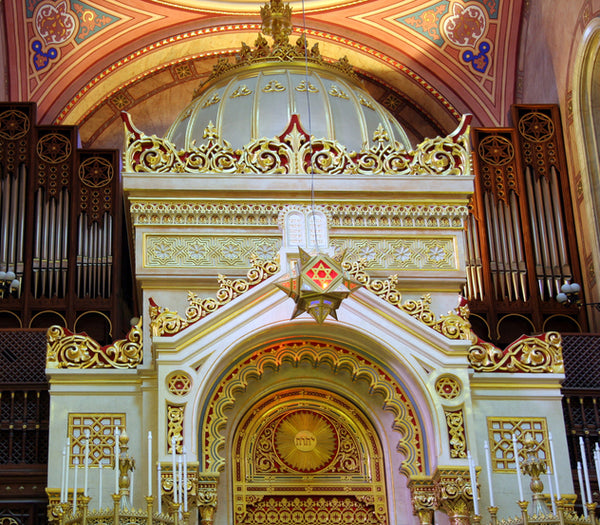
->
[68,413,125,467]
[487,417,550,472]
[562,334,600,390]
[0,330,47,383]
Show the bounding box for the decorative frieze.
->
[144,235,280,268]
[331,236,458,271]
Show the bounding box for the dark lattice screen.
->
[0,330,47,383]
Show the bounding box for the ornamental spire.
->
[260,0,293,47]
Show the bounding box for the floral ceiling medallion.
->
[275,248,362,323]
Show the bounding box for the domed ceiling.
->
[2,0,524,149]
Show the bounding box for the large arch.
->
[571,17,600,310]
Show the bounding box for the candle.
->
[547,470,557,515]
[468,450,479,515]
[84,430,90,497]
[157,464,162,515]
[148,431,152,498]
[115,427,120,495]
[171,437,178,504]
[99,462,103,509]
[579,437,593,504]
[183,446,188,512]
[130,467,134,508]
[60,445,67,503]
[512,434,524,501]
[73,458,79,514]
[549,432,560,500]
[578,461,588,517]
[484,441,495,507]
[178,454,183,517]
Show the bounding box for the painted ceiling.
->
[4,0,522,149]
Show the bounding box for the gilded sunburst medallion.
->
[274,410,338,472]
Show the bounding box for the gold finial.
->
[260,0,293,46]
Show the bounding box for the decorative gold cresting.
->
[149,256,279,337]
[342,259,472,340]
[469,331,564,373]
[122,111,472,176]
[46,319,143,369]
[260,0,292,47]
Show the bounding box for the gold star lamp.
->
[275,249,362,323]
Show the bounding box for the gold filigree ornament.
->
[46,319,142,369]
[122,110,472,176]
[342,259,472,340]
[468,331,564,373]
[149,255,279,337]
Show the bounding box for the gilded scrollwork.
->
[149,256,280,337]
[167,404,184,454]
[122,110,471,177]
[434,467,475,525]
[468,331,564,373]
[444,410,467,459]
[46,319,143,369]
[342,260,471,340]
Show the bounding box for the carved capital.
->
[433,467,475,525]
[197,473,219,525]
[408,478,436,525]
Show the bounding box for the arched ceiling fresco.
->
[3,0,522,149]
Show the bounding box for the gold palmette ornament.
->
[275,248,362,323]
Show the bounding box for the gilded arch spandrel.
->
[232,388,389,525]
[197,338,428,477]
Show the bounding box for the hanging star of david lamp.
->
[275,248,362,323]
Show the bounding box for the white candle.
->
[512,434,524,501]
[115,427,120,495]
[484,441,495,507]
[99,462,103,509]
[148,431,152,498]
[183,447,188,512]
[178,455,183,517]
[578,461,588,517]
[579,437,593,504]
[547,470,557,515]
[157,464,162,514]
[73,458,79,514]
[594,446,600,491]
[60,445,67,503]
[171,437,178,504]
[549,432,560,500]
[468,451,479,515]
[84,430,90,497]
[130,467,134,508]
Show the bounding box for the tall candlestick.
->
[512,434,524,501]
[468,451,479,515]
[115,427,120,495]
[549,432,560,500]
[99,462,103,509]
[60,445,67,503]
[579,437,593,504]
[578,461,588,517]
[157,464,162,515]
[547,471,557,515]
[148,431,152,498]
[73,458,79,514]
[183,447,188,512]
[171,437,178,504]
[484,441,495,507]
[84,430,90,497]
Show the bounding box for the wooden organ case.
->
[0,103,131,343]
[468,104,585,346]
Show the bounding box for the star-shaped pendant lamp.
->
[275,248,362,323]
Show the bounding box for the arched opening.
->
[231,387,389,525]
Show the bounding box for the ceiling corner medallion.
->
[275,248,362,323]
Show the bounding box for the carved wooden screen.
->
[468,104,584,345]
[232,388,389,525]
[0,103,128,342]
